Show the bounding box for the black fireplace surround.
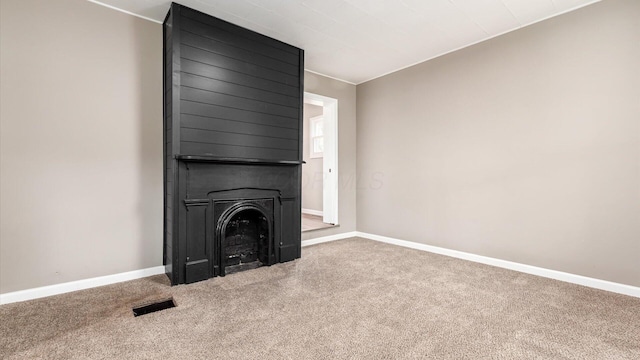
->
[163,3,304,285]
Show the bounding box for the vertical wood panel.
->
[163,9,173,276]
[185,204,210,283]
[279,198,301,262]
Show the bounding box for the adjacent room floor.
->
[301,213,334,232]
[1,238,639,359]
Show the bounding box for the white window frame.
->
[309,115,324,159]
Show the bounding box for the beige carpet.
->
[1,238,639,359]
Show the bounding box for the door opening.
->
[301,92,338,231]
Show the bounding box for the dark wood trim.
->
[297,50,304,261]
[170,3,182,285]
[175,154,304,165]
[298,49,304,162]
[162,12,167,267]
[184,199,209,207]
[172,5,182,155]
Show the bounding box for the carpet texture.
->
[1,238,639,359]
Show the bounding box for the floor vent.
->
[133,298,176,317]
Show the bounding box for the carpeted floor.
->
[1,237,639,359]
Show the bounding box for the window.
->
[310,115,324,158]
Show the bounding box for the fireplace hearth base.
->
[166,158,301,285]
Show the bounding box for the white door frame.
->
[304,92,338,225]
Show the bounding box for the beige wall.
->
[303,72,357,240]
[3,0,635,294]
[356,0,640,287]
[0,2,357,293]
[302,103,324,212]
[0,0,163,293]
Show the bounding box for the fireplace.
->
[163,3,304,285]
[211,189,279,276]
[219,203,271,274]
[170,159,301,284]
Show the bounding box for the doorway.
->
[301,92,338,232]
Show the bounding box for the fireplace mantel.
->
[175,155,305,166]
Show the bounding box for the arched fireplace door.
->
[216,201,276,276]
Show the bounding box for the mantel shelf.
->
[175,155,305,165]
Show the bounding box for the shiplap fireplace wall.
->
[163,3,304,285]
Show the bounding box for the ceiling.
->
[90,0,601,84]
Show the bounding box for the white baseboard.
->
[0,266,166,305]
[302,208,323,217]
[301,231,357,247]
[4,232,637,304]
[356,232,640,298]
[2,231,357,304]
